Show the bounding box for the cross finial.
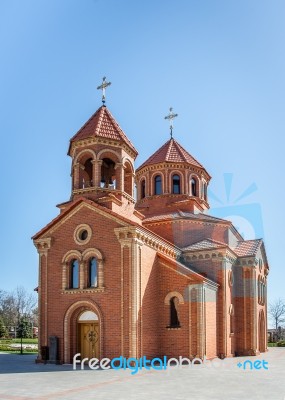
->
[97,76,111,105]
[164,107,178,138]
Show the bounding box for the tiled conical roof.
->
[137,138,204,170]
[68,105,138,155]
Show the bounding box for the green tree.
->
[0,316,8,338]
[17,317,33,339]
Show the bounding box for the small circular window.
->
[79,230,88,241]
[74,224,92,245]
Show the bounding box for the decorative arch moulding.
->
[70,138,137,160]
[136,163,210,180]
[61,247,104,264]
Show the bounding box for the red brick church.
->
[33,86,269,363]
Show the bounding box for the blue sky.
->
[0,0,284,313]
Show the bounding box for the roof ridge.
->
[95,106,104,135]
[138,140,170,168]
[166,138,173,160]
[172,139,188,163]
[69,107,102,142]
[174,139,204,168]
[203,238,227,245]
[183,238,226,248]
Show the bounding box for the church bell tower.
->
[64,77,140,220]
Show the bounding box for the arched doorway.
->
[258,310,265,352]
[78,311,100,360]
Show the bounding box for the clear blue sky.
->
[1,1,284,312]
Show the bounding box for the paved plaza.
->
[0,348,284,400]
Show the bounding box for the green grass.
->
[0,338,38,344]
[0,338,38,353]
[268,342,277,347]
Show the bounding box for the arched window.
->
[172,174,180,194]
[191,177,197,197]
[101,158,115,188]
[70,259,79,289]
[170,297,180,327]
[124,161,133,196]
[141,179,146,199]
[83,158,93,187]
[88,257,98,288]
[154,175,162,195]
[79,157,93,189]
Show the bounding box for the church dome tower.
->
[65,78,140,220]
[135,110,210,217]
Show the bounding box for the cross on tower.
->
[97,76,111,105]
[164,107,178,138]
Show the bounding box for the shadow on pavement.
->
[0,353,73,374]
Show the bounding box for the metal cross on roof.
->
[97,76,111,105]
[164,107,178,138]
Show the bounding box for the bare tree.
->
[268,298,285,332]
[0,287,37,329]
[0,292,17,327]
[14,286,37,320]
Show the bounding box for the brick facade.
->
[33,104,269,364]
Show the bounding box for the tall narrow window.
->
[84,158,93,187]
[141,179,146,199]
[204,182,207,200]
[172,174,180,194]
[154,175,162,195]
[70,260,79,289]
[170,297,180,327]
[191,178,197,196]
[88,257,98,288]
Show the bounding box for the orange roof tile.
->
[234,239,262,257]
[143,211,228,224]
[137,138,205,170]
[68,106,138,155]
[182,238,227,252]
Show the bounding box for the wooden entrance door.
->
[79,322,100,359]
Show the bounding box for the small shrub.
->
[276,341,285,347]
[267,342,277,347]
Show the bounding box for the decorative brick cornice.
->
[114,226,181,259]
[62,288,105,294]
[235,257,256,267]
[33,238,52,255]
[144,218,231,228]
[136,162,210,181]
[183,247,237,264]
[69,137,137,160]
[72,187,135,204]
